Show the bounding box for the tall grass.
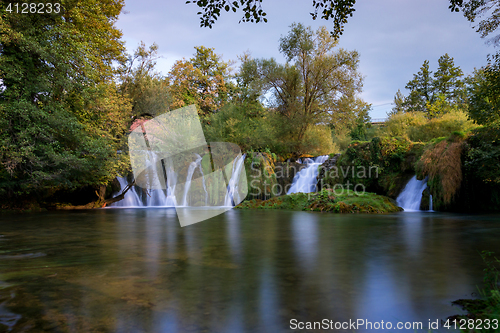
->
[417,135,465,205]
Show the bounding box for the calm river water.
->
[1,209,499,332]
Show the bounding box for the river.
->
[1,209,499,332]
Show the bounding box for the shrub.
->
[383,112,427,138]
[408,109,478,142]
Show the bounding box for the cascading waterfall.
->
[164,157,178,207]
[112,177,143,207]
[111,153,246,208]
[182,154,202,206]
[224,154,247,206]
[396,175,429,211]
[429,194,433,211]
[287,155,329,194]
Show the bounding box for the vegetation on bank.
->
[236,189,402,214]
[449,251,500,329]
[1,1,499,213]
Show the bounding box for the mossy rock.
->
[236,189,402,214]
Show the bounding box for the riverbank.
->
[236,189,402,213]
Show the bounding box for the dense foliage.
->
[0,0,130,201]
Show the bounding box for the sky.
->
[115,0,494,119]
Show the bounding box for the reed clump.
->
[417,134,466,206]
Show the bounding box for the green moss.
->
[320,137,426,199]
[236,189,402,214]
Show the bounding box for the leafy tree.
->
[389,89,406,116]
[400,55,464,116]
[432,53,464,104]
[168,46,233,117]
[467,61,500,125]
[240,23,362,153]
[119,42,171,119]
[404,60,434,112]
[0,0,130,199]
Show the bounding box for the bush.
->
[408,109,478,142]
[383,112,427,138]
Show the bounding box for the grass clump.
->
[416,135,466,208]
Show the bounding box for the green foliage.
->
[383,112,428,138]
[323,137,422,198]
[238,23,363,155]
[0,0,130,200]
[408,109,478,142]
[451,251,500,325]
[168,46,233,117]
[459,123,500,212]
[404,60,435,112]
[119,42,171,118]
[389,89,406,116]
[187,0,356,38]
[236,189,402,213]
[382,109,477,142]
[396,54,465,116]
[467,62,500,125]
[204,103,276,151]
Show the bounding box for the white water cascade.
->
[396,176,428,211]
[182,154,203,206]
[224,154,247,206]
[111,153,246,208]
[112,177,143,207]
[287,155,329,194]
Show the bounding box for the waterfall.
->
[111,153,244,208]
[182,154,202,206]
[224,154,247,206]
[112,177,143,207]
[396,176,428,211]
[111,153,176,207]
[429,194,433,211]
[287,155,329,194]
[164,157,178,207]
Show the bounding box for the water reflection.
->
[0,210,499,332]
[291,212,318,271]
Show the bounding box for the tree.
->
[119,42,171,119]
[168,46,233,117]
[432,53,464,104]
[239,23,363,153]
[0,0,130,199]
[401,55,464,116]
[404,60,434,112]
[187,0,473,38]
[389,89,407,116]
[467,61,500,125]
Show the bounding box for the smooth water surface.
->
[1,210,500,332]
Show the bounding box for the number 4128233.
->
[6,3,61,14]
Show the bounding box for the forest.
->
[0,0,498,213]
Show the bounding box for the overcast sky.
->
[115,0,493,118]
